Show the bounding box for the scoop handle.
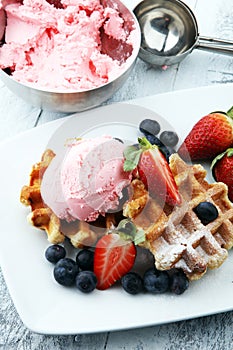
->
[196,35,233,55]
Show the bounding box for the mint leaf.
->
[123,145,142,171]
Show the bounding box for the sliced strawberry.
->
[138,146,181,206]
[94,233,136,290]
[124,138,181,206]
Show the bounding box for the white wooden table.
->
[1,0,233,348]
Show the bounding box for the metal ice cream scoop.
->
[134,0,233,66]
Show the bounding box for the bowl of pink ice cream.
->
[0,0,141,112]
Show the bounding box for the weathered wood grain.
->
[0,82,40,141]
[0,0,233,348]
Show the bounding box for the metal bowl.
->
[0,0,141,113]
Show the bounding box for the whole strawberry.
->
[178,107,233,161]
[211,148,233,202]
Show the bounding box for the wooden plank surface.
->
[0,0,233,348]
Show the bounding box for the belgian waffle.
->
[20,149,66,244]
[21,150,233,279]
[123,153,233,280]
[20,150,119,248]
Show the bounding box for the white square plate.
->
[0,84,233,334]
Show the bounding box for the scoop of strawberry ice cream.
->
[41,136,132,222]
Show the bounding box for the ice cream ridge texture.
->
[40,136,132,222]
[0,0,137,91]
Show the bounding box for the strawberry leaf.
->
[123,137,158,171]
[211,151,226,169]
[211,147,233,169]
[227,106,233,118]
[116,219,145,245]
[226,148,233,157]
[123,145,142,171]
[138,136,156,150]
[133,228,146,245]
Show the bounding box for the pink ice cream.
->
[40,136,132,222]
[0,0,137,91]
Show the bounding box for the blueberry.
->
[145,134,164,147]
[144,267,156,276]
[75,271,97,293]
[160,145,176,162]
[139,119,161,136]
[143,268,169,293]
[159,131,179,147]
[53,258,79,286]
[145,134,176,162]
[45,244,66,263]
[76,249,94,271]
[169,270,189,295]
[194,201,218,225]
[121,272,144,295]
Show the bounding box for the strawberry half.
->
[178,107,233,161]
[124,137,181,206]
[94,232,136,290]
[211,148,233,202]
